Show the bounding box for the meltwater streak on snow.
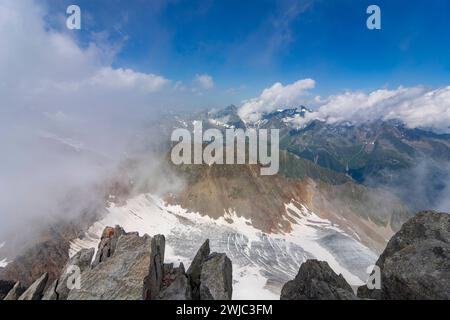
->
[70,194,376,299]
[279,202,370,285]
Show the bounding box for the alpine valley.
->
[1,105,449,300]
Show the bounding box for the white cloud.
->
[239,78,450,133]
[0,0,175,241]
[88,67,169,92]
[195,73,214,90]
[0,1,170,102]
[296,86,450,133]
[174,81,187,92]
[238,79,315,122]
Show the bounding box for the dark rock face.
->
[143,235,165,300]
[3,281,26,300]
[187,239,210,300]
[158,274,192,300]
[161,263,186,290]
[0,280,15,300]
[280,260,357,300]
[200,253,233,300]
[18,273,49,300]
[143,237,232,301]
[42,279,59,300]
[366,211,450,300]
[356,285,382,300]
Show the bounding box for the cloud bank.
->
[238,79,316,122]
[194,73,214,90]
[303,86,450,133]
[239,79,450,133]
[0,0,178,242]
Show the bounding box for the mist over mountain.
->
[0,0,449,302]
[186,104,450,213]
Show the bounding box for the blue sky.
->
[42,0,450,105]
[0,0,449,235]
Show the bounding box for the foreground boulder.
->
[358,211,450,300]
[187,239,210,300]
[157,263,190,300]
[3,225,233,300]
[68,232,152,300]
[0,280,15,300]
[159,275,191,300]
[158,269,192,300]
[200,253,233,300]
[42,248,95,300]
[18,273,48,300]
[143,235,165,300]
[280,260,357,300]
[3,281,26,300]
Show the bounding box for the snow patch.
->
[0,242,8,268]
[233,265,279,300]
[279,201,364,285]
[208,118,235,129]
[70,194,376,298]
[0,259,8,268]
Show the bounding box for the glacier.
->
[70,194,377,299]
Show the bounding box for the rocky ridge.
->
[3,226,232,300]
[280,260,357,300]
[2,211,448,300]
[358,210,450,300]
[280,211,449,300]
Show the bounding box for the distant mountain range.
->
[1,104,448,299]
[181,105,450,213]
